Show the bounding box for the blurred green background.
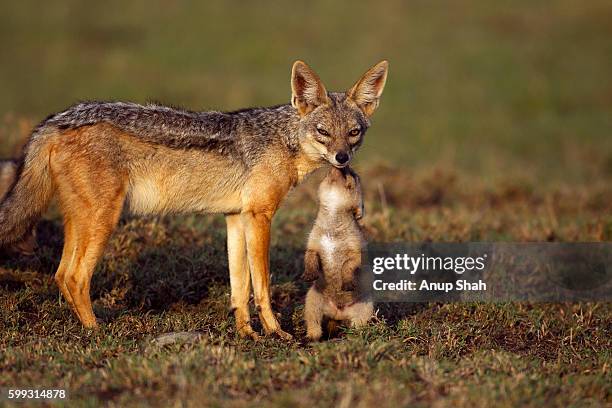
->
[0,0,610,183]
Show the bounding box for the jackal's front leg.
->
[226,214,259,340]
[242,210,292,340]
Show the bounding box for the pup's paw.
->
[306,327,322,342]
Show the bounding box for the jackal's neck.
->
[294,154,327,183]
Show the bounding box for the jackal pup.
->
[303,166,373,341]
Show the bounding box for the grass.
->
[0,158,610,406]
[0,1,611,406]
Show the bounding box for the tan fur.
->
[303,167,373,341]
[239,153,297,339]
[226,213,257,339]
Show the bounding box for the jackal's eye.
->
[316,127,330,137]
[348,128,361,137]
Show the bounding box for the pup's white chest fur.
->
[320,234,338,262]
[322,189,343,212]
[320,234,336,255]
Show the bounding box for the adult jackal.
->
[0,60,388,339]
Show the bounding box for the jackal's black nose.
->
[335,152,349,165]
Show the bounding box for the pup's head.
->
[291,60,388,168]
[318,166,364,220]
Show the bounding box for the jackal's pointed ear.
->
[291,61,329,116]
[348,60,389,117]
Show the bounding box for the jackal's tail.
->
[0,130,56,245]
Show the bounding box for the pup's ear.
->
[291,60,329,116]
[347,60,389,117]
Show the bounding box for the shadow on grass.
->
[0,217,424,336]
[0,219,64,278]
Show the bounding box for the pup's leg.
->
[341,301,374,327]
[302,249,322,282]
[305,287,344,341]
[304,287,325,341]
[340,251,361,292]
[226,214,258,340]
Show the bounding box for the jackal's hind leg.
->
[62,231,104,328]
[51,148,127,328]
[54,218,78,311]
[60,201,123,328]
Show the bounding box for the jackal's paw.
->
[237,325,261,341]
[81,318,100,330]
[267,328,293,340]
[247,331,261,341]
